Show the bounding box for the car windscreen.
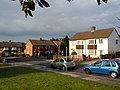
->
[64,58,72,62]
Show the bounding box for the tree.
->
[11,0,109,17]
[60,35,69,56]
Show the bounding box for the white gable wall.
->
[69,40,77,55]
[96,38,108,56]
[108,29,120,53]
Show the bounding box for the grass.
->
[0,67,120,90]
[0,62,10,66]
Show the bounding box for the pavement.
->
[1,59,120,87]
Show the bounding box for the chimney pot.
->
[91,26,96,32]
[40,38,42,40]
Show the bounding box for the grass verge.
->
[0,63,10,66]
[0,67,120,90]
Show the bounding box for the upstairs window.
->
[116,40,118,44]
[89,40,94,44]
[77,40,83,45]
[99,39,103,44]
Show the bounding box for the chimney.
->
[40,38,42,40]
[91,26,96,32]
[9,40,11,42]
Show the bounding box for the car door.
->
[53,59,59,68]
[91,60,103,74]
[59,58,64,68]
[101,60,111,74]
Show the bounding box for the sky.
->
[0,0,120,42]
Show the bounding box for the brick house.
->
[0,41,24,56]
[25,39,56,57]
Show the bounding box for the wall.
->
[108,29,120,53]
[24,40,33,56]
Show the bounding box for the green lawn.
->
[0,63,10,66]
[0,67,120,90]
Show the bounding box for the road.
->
[2,57,120,87]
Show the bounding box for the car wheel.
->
[62,66,66,71]
[85,69,91,74]
[110,72,118,78]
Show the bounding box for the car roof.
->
[97,59,119,62]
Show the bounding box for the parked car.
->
[83,59,120,78]
[51,57,76,71]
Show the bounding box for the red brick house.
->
[25,39,56,57]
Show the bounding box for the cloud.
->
[0,0,120,42]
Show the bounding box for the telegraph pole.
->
[66,47,67,71]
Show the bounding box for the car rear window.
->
[116,61,120,66]
[65,58,72,62]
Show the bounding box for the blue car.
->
[83,59,120,78]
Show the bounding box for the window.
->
[60,59,64,62]
[111,61,116,67]
[103,61,110,67]
[89,50,96,55]
[99,39,103,44]
[77,40,83,45]
[77,49,83,55]
[116,40,118,44]
[94,61,102,66]
[89,40,94,44]
[54,59,59,62]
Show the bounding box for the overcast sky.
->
[0,0,120,42]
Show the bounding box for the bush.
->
[0,52,5,57]
[17,52,25,57]
[71,49,77,55]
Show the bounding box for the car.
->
[50,57,76,71]
[83,59,120,78]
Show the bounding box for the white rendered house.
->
[69,26,120,58]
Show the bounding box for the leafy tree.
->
[11,0,109,17]
[60,35,69,56]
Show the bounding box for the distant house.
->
[25,38,56,57]
[69,26,120,58]
[0,41,24,56]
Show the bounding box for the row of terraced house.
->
[0,26,120,59]
[0,39,62,58]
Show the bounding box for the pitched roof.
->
[0,42,24,48]
[70,28,115,40]
[53,41,62,47]
[29,40,55,46]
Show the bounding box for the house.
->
[24,38,56,57]
[0,41,24,56]
[69,26,120,58]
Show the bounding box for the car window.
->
[54,59,59,62]
[94,61,102,66]
[111,61,116,67]
[60,59,64,62]
[116,61,120,66]
[65,58,72,62]
[103,61,111,67]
